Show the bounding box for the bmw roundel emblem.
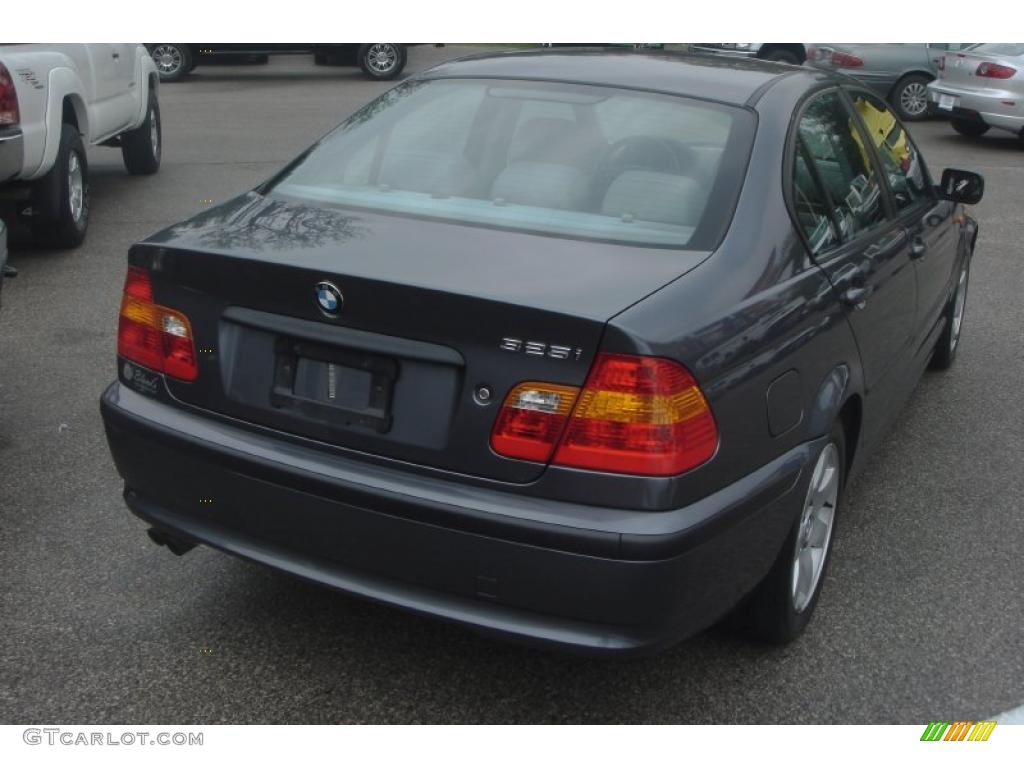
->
[315,281,343,316]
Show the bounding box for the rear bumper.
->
[100,382,815,654]
[0,127,24,183]
[928,82,1024,134]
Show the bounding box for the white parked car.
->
[0,44,161,248]
[929,43,1024,140]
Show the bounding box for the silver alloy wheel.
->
[67,150,85,224]
[792,442,839,613]
[149,108,160,160]
[950,265,968,353]
[900,81,929,118]
[365,44,399,74]
[152,45,183,77]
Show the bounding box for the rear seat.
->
[600,170,706,226]
[378,150,481,197]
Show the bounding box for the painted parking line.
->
[992,704,1024,724]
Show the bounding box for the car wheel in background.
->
[121,90,162,176]
[761,48,800,65]
[892,74,933,121]
[951,118,990,137]
[929,257,970,370]
[150,44,192,82]
[30,123,89,249]
[358,44,407,80]
[740,422,845,643]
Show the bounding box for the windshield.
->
[268,79,753,248]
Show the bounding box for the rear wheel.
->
[892,74,933,121]
[31,123,89,249]
[151,44,192,82]
[358,44,406,80]
[741,424,845,643]
[121,90,161,175]
[930,258,970,370]
[951,118,990,137]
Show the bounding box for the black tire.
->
[30,123,89,249]
[150,44,192,82]
[951,118,990,137]
[358,44,407,80]
[121,90,162,175]
[761,48,800,65]
[892,74,933,122]
[741,422,846,644]
[930,256,970,370]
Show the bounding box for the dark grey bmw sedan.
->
[100,50,983,654]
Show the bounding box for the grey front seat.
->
[489,117,602,210]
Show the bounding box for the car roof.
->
[417,49,805,106]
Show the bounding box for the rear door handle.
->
[841,286,869,310]
[910,237,927,259]
[112,52,120,60]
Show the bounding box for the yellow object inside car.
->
[851,97,912,173]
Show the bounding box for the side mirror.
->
[938,168,984,205]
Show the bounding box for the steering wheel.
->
[603,136,682,172]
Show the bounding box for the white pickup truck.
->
[0,44,161,248]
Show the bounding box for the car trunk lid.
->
[939,46,1023,90]
[132,193,709,483]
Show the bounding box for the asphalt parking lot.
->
[1,46,1022,724]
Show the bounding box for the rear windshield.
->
[269,79,753,248]
[972,44,1024,57]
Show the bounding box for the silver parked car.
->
[806,43,974,121]
[928,43,1024,140]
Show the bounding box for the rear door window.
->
[846,90,932,212]
[792,143,839,255]
[796,91,887,242]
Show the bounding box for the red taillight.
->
[831,52,864,68]
[490,354,719,476]
[0,62,20,126]
[976,62,1017,79]
[117,266,199,382]
[490,382,580,463]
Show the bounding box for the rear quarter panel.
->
[584,73,866,510]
